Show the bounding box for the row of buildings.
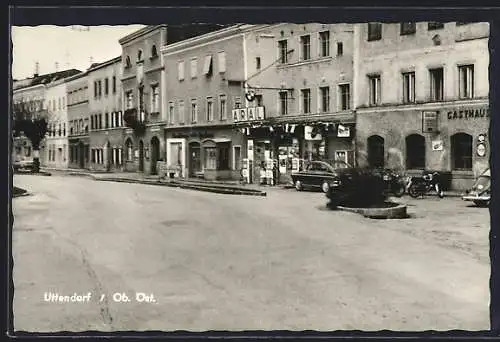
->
[12,22,490,190]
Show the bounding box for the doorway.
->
[150,136,160,175]
[138,140,144,172]
[78,142,85,169]
[189,142,201,177]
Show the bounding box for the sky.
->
[11,25,147,80]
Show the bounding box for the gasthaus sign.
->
[447,107,489,120]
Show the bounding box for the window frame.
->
[301,88,311,114]
[319,86,330,113]
[279,91,288,115]
[400,22,417,35]
[191,99,198,123]
[429,67,444,101]
[338,83,351,111]
[319,31,330,57]
[428,22,444,30]
[367,23,382,41]
[402,71,416,103]
[278,40,288,64]
[206,97,214,122]
[300,35,311,61]
[368,75,381,106]
[458,64,474,99]
[190,57,198,79]
[219,94,227,120]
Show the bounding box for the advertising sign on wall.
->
[337,124,351,138]
[432,140,444,151]
[232,106,265,123]
[422,111,439,133]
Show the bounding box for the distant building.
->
[353,22,489,190]
[87,56,124,172]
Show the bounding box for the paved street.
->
[12,174,490,332]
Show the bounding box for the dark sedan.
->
[462,168,490,207]
[291,159,352,193]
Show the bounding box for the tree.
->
[12,98,48,172]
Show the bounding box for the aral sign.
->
[232,106,265,122]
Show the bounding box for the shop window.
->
[367,23,382,41]
[451,133,472,170]
[300,35,311,61]
[367,135,384,168]
[319,31,330,57]
[125,138,133,161]
[400,22,416,35]
[218,145,230,170]
[368,75,381,106]
[428,22,444,30]
[278,40,288,64]
[338,84,350,110]
[204,147,217,169]
[459,65,474,99]
[301,88,311,114]
[233,146,241,170]
[402,72,416,103]
[429,68,444,101]
[405,134,426,169]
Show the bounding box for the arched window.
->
[125,138,133,161]
[137,49,143,62]
[125,56,131,68]
[151,45,158,58]
[405,134,426,169]
[451,133,473,170]
[367,135,384,168]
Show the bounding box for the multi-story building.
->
[66,71,90,169]
[119,24,234,175]
[12,69,80,165]
[162,24,282,181]
[353,22,490,190]
[246,23,355,183]
[87,57,125,171]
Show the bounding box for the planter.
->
[336,201,408,219]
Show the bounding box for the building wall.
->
[354,22,490,191]
[44,80,69,168]
[66,75,90,169]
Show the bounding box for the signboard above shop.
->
[232,106,265,122]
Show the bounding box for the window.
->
[429,68,444,101]
[205,147,217,169]
[457,22,474,26]
[151,45,158,58]
[112,76,116,93]
[203,55,213,76]
[179,100,185,124]
[58,98,61,110]
[319,86,330,113]
[191,99,198,123]
[98,80,102,97]
[105,78,109,95]
[451,133,473,170]
[400,22,416,35]
[58,123,62,136]
[406,134,426,169]
[339,84,351,110]
[219,95,227,120]
[168,102,175,124]
[126,91,133,109]
[319,31,330,57]
[105,113,109,128]
[218,51,226,73]
[233,146,241,170]
[402,72,416,103]
[459,65,474,99]
[98,114,102,129]
[300,35,311,61]
[337,42,343,56]
[151,85,159,113]
[125,56,131,68]
[428,22,444,30]
[178,61,185,81]
[255,94,263,106]
[190,58,198,78]
[367,23,382,41]
[368,75,381,106]
[125,139,133,161]
[137,49,143,62]
[367,135,385,168]
[256,57,261,70]
[63,123,66,136]
[301,89,311,114]
[279,91,288,115]
[206,97,214,121]
[278,40,288,64]
[218,145,230,171]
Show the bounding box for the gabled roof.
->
[87,56,121,73]
[13,69,82,91]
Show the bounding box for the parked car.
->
[13,157,34,173]
[291,159,352,193]
[325,167,387,209]
[462,168,491,207]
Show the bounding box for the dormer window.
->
[151,45,158,59]
[137,49,143,63]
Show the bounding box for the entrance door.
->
[138,140,144,172]
[150,137,160,175]
[78,142,85,169]
[189,142,201,177]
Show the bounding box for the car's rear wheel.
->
[474,200,489,207]
[295,180,303,191]
[321,180,330,193]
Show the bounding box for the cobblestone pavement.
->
[12,175,490,332]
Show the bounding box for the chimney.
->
[34,61,39,77]
[55,62,59,72]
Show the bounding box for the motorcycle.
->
[407,170,445,198]
[380,169,406,197]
